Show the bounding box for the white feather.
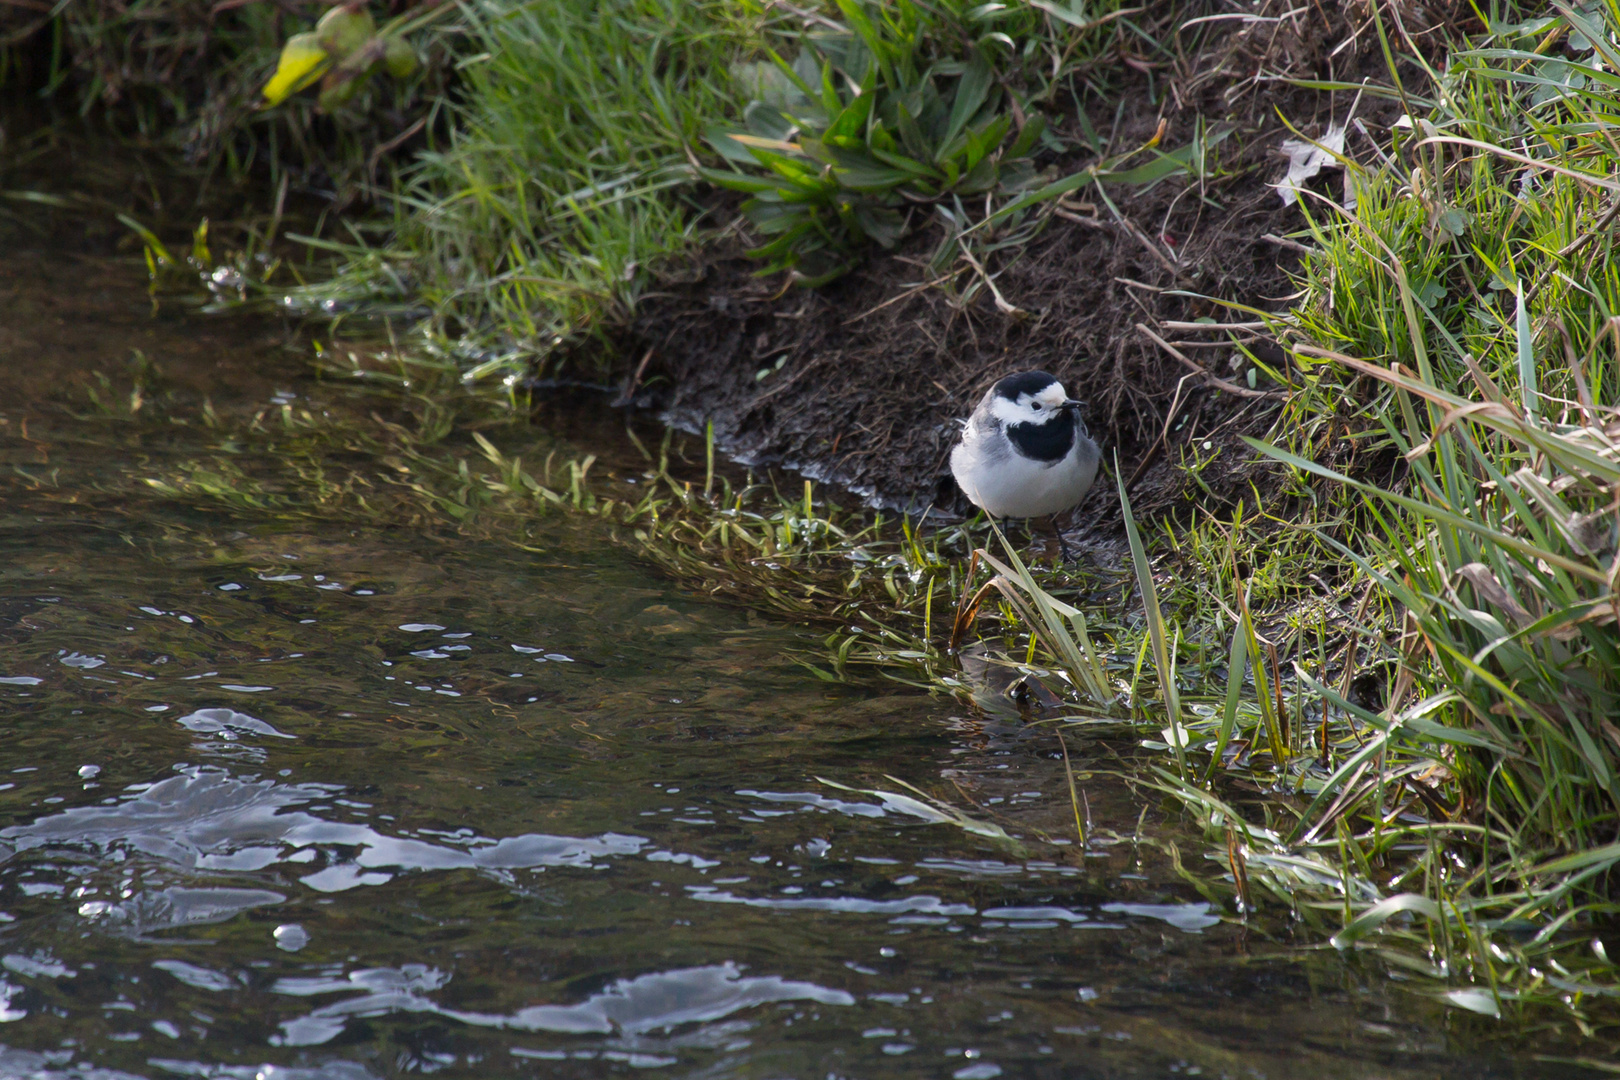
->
[950,377,1100,520]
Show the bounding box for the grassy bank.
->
[1095,1,1620,1020]
[15,0,1620,1037]
[368,0,770,364]
[273,0,1206,376]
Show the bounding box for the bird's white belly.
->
[951,438,1098,520]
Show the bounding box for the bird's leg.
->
[1050,515,1077,564]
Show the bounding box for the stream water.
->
[0,236,1598,1079]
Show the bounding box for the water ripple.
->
[267,961,851,1047]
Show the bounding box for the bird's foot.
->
[1051,516,1078,565]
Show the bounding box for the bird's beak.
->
[1060,399,1084,411]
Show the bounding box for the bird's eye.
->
[1032,403,1042,411]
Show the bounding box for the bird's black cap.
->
[992,371,1059,401]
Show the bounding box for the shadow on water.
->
[0,237,1601,1079]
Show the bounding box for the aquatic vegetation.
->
[74,300,1620,1028]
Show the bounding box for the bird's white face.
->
[988,381,1071,427]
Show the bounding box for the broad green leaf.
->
[834,0,894,86]
[868,145,941,178]
[1005,113,1046,159]
[956,155,998,194]
[853,203,906,246]
[825,90,875,143]
[743,100,795,141]
[793,256,858,287]
[868,118,898,154]
[731,132,808,155]
[766,47,818,100]
[706,127,763,166]
[748,147,828,189]
[819,56,841,117]
[827,149,914,192]
[894,99,932,161]
[746,215,820,251]
[944,50,993,147]
[1099,144,1198,186]
[732,59,803,109]
[697,165,783,194]
[956,113,1011,169]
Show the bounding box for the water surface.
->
[0,244,1588,1079]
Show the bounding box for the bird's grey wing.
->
[963,409,1010,464]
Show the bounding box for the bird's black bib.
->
[1005,413,1075,463]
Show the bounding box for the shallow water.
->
[0,244,1595,1080]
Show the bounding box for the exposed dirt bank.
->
[615,1,1454,532]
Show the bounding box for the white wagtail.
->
[949,370,1101,560]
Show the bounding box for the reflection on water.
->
[0,245,1596,1079]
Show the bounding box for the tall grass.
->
[1273,0,1620,862]
[380,0,772,368]
[1143,0,1620,1011]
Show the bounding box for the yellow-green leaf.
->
[261,32,330,108]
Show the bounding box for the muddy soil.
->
[615,1,1452,531]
